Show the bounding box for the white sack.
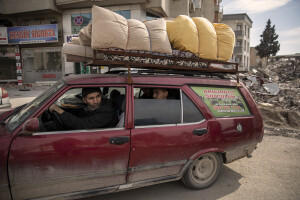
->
[91,5,128,50]
[72,37,80,45]
[127,19,150,51]
[144,18,172,54]
[78,25,91,46]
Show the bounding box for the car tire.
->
[181,152,222,189]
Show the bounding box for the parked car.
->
[0,71,264,200]
[0,87,11,110]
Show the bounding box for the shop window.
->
[23,47,62,71]
[34,51,61,70]
[146,12,160,21]
[74,63,102,74]
[115,10,131,19]
[0,47,17,79]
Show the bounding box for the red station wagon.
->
[0,68,264,200]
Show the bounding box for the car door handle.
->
[193,128,207,136]
[109,136,130,145]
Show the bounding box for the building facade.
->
[0,0,223,84]
[221,13,252,71]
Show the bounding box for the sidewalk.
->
[2,84,51,108]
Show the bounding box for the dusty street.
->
[2,86,300,200]
[83,132,300,200]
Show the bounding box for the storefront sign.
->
[65,34,78,43]
[191,86,251,117]
[0,27,8,44]
[7,24,58,44]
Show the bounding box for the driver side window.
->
[39,86,126,132]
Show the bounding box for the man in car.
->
[153,88,169,99]
[49,87,117,130]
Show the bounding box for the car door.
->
[128,86,208,182]
[8,85,131,200]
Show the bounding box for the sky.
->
[222,0,300,55]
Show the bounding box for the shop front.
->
[0,46,16,81]
[0,24,62,84]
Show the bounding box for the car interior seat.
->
[110,90,125,127]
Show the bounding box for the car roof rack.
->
[108,69,230,79]
[67,48,240,84]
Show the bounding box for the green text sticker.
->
[191,86,251,117]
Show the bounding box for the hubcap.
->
[191,154,217,184]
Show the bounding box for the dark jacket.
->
[59,98,117,130]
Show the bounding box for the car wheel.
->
[182,152,222,189]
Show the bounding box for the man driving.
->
[49,87,117,130]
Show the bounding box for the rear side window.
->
[191,86,251,117]
[182,92,204,123]
[134,87,204,126]
[134,99,181,126]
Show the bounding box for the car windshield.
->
[6,80,65,132]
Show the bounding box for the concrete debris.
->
[242,59,300,112]
[263,83,280,95]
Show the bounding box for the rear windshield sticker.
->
[191,86,251,117]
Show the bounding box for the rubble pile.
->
[242,59,300,112]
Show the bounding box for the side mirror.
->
[20,118,40,136]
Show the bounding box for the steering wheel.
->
[50,108,66,130]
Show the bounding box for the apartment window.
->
[236,56,242,65]
[247,42,249,52]
[245,25,247,36]
[237,24,242,31]
[236,40,242,46]
[214,12,218,23]
[115,10,131,19]
[248,27,250,38]
[247,57,249,68]
[244,41,246,51]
